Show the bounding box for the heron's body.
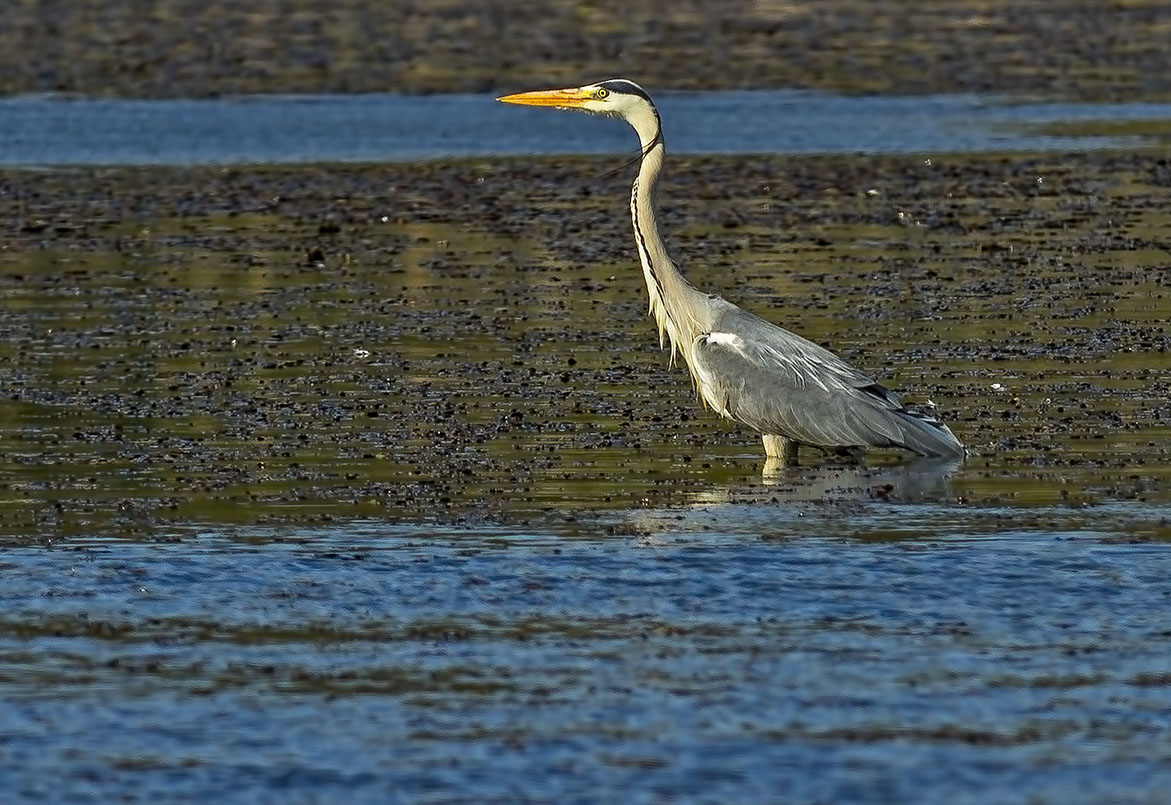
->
[499,79,964,465]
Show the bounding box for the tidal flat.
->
[2,150,1170,537]
[2,0,1170,101]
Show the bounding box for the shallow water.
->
[4,513,1171,803]
[4,91,1171,165]
[3,150,1171,800]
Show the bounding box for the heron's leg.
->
[762,434,798,466]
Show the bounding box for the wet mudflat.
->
[2,149,1171,800]
[3,150,1170,534]
[3,0,1171,102]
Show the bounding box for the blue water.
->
[3,505,1171,803]
[2,91,1170,165]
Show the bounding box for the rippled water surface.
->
[2,146,1171,801]
[4,91,1171,165]
[5,514,1171,803]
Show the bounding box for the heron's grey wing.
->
[691,309,962,455]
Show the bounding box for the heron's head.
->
[497,79,661,146]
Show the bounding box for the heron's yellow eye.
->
[595,88,609,100]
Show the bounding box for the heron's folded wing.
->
[691,330,911,448]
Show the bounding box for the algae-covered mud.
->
[3,150,1171,801]
[3,151,1170,538]
[2,0,1171,101]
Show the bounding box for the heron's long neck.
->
[630,132,706,367]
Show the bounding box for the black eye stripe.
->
[596,79,652,103]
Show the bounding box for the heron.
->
[497,79,964,466]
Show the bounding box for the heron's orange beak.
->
[496,87,592,109]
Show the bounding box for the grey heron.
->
[498,79,964,466]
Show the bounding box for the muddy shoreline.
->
[2,149,1170,540]
[2,1,1171,101]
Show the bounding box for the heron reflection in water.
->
[622,456,965,542]
[498,80,965,468]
